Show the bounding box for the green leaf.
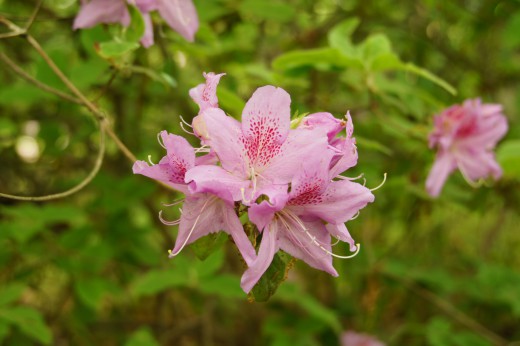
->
[272,48,362,71]
[75,279,118,310]
[328,18,360,56]
[99,41,139,58]
[497,140,520,179]
[360,34,393,64]
[275,284,342,333]
[239,0,296,22]
[127,66,178,88]
[193,247,225,278]
[189,232,227,260]
[249,251,293,302]
[131,270,189,297]
[0,307,52,345]
[400,63,457,95]
[125,5,146,43]
[198,274,244,298]
[125,327,160,346]
[0,283,25,306]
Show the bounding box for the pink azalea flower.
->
[73,0,199,47]
[240,144,374,293]
[341,331,386,346]
[426,98,508,197]
[132,131,256,265]
[186,74,330,205]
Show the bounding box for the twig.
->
[0,128,105,201]
[0,51,82,104]
[24,0,44,32]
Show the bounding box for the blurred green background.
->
[0,0,519,345]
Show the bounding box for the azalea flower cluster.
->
[426,98,508,197]
[133,72,375,293]
[74,0,199,47]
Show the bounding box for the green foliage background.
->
[0,0,519,345]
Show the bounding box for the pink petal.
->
[261,128,329,185]
[288,179,374,224]
[185,165,249,202]
[278,218,338,276]
[329,136,358,178]
[455,149,502,182]
[326,223,357,252]
[425,151,457,197]
[132,160,188,193]
[197,108,248,177]
[341,331,386,346]
[458,112,508,149]
[189,72,225,111]
[134,0,158,12]
[171,195,256,265]
[249,185,289,231]
[241,86,291,169]
[140,12,155,47]
[73,0,129,29]
[240,222,279,293]
[195,151,218,166]
[156,0,199,41]
[299,112,345,141]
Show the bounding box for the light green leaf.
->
[75,279,118,310]
[401,63,457,95]
[127,66,178,88]
[355,136,393,155]
[0,307,52,345]
[217,87,246,116]
[0,323,9,343]
[99,41,139,58]
[272,48,363,71]
[328,18,360,57]
[361,34,393,64]
[193,248,225,278]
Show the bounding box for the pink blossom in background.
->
[73,0,199,47]
[341,331,386,346]
[426,98,508,197]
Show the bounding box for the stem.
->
[0,51,82,104]
[0,129,105,201]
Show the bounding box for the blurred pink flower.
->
[341,331,386,346]
[73,0,199,47]
[426,98,508,197]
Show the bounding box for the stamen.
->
[179,115,193,128]
[162,198,184,207]
[240,187,252,204]
[168,198,211,257]
[460,170,484,188]
[148,155,156,165]
[370,173,387,191]
[180,121,195,135]
[157,133,166,149]
[350,211,360,220]
[158,210,181,225]
[336,173,365,181]
[195,145,209,153]
[328,144,343,153]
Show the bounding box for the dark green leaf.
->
[125,327,160,346]
[249,251,293,302]
[131,270,189,297]
[99,41,139,58]
[0,307,53,345]
[189,232,227,260]
[0,283,25,307]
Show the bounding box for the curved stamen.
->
[147,155,156,165]
[179,115,193,128]
[180,121,195,135]
[350,211,360,220]
[460,170,484,188]
[158,210,181,225]
[157,133,166,149]
[370,172,387,191]
[280,209,361,259]
[336,173,365,181]
[195,145,210,153]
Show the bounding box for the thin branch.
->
[0,52,82,104]
[24,0,44,32]
[0,128,105,201]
